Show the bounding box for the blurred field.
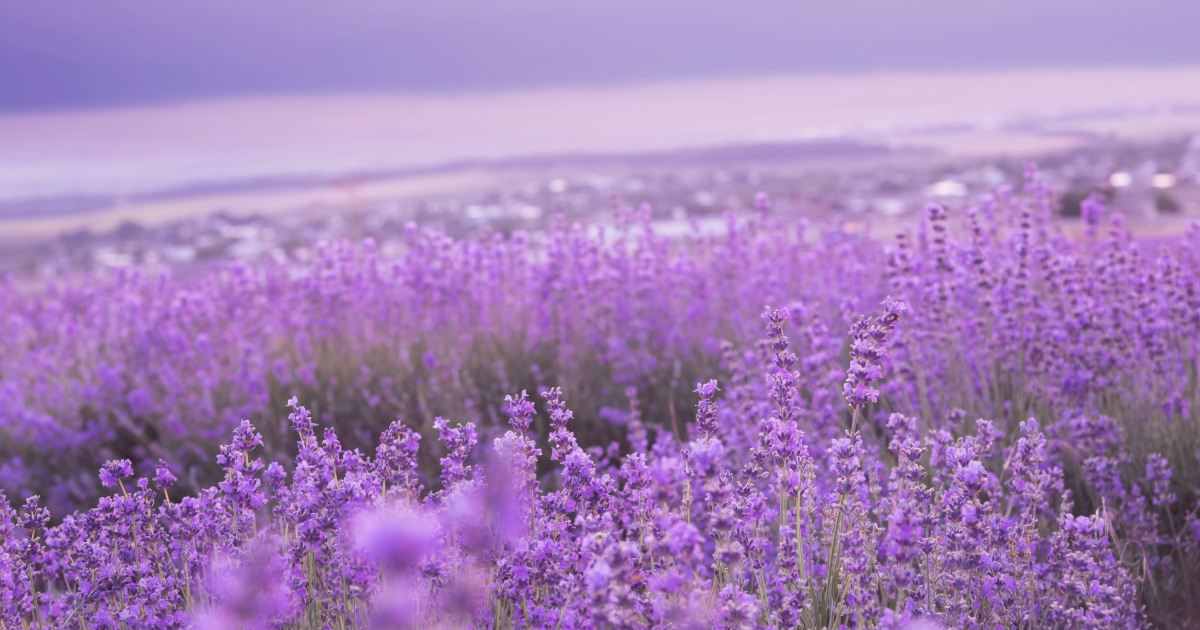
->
[3,66,1200,287]
[0,170,500,241]
[4,66,1200,201]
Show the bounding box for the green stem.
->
[825,407,860,628]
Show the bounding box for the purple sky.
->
[3,0,1200,112]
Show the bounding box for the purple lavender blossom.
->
[354,508,441,571]
[98,459,133,489]
[842,297,906,412]
[754,191,772,211]
[153,459,177,490]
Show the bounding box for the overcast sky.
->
[4,0,1200,112]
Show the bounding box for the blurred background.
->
[3,0,1200,278]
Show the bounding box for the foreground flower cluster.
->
[1,291,1188,628]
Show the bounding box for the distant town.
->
[1,133,1198,284]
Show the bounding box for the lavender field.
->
[2,166,1198,629]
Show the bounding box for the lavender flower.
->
[153,459,177,490]
[99,459,133,489]
[754,191,772,211]
[843,297,906,413]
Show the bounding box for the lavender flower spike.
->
[843,296,906,413]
